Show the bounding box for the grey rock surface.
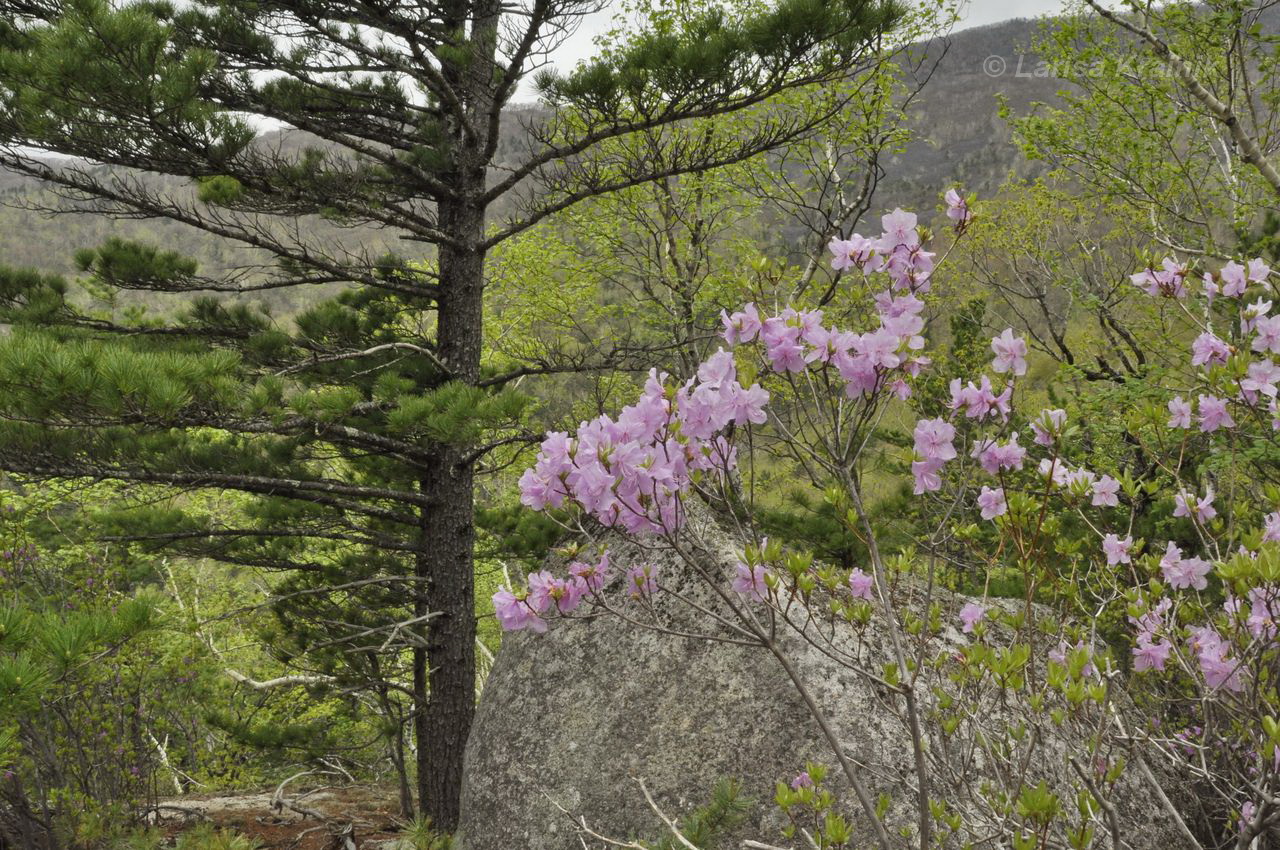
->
[455,507,1191,850]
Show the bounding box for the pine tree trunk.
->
[414,193,485,830]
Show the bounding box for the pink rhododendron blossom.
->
[1065,467,1096,492]
[721,303,762,345]
[1263,511,1280,543]
[1220,260,1248,297]
[912,458,945,494]
[945,188,973,227]
[525,570,557,613]
[1038,457,1071,488]
[977,486,1007,520]
[627,564,659,598]
[1191,332,1231,367]
[1102,533,1133,565]
[1131,258,1188,298]
[949,376,1012,422]
[959,602,986,633]
[828,234,877,272]
[1244,297,1273,334]
[1174,486,1217,523]
[1189,627,1243,692]
[519,353,769,535]
[1130,596,1172,645]
[1245,587,1279,639]
[1197,395,1235,432]
[1031,408,1066,446]
[493,587,547,633]
[569,553,611,593]
[1163,551,1213,592]
[913,418,956,461]
[879,208,919,248]
[990,328,1028,376]
[550,576,588,613]
[732,561,769,602]
[971,433,1025,475]
[1133,637,1172,672]
[1167,397,1193,429]
[1202,272,1220,301]
[1253,315,1280,355]
[1091,475,1121,507]
[791,771,815,790]
[766,339,807,373]
[1240,802,1258,835]
[1240,358,1280,403]
[848,568,875,601]
[1248,257,1272,286]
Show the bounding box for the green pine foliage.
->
[644,779,752,850]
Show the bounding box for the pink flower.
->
[1263,511,1280,543]
[1167,396,1192,429]
[790,771,815,790]
[525,570,557,613]
[1253,315,1280,354]
[1132,637,1172,672]
[569,552,611,593]
[1129,596,1171,642]
[1197,395,1235,432]
[971,433,1025,475]
[991,328,1028,376]
[1131,258,1188,298]
[1031,408,1066,446]
[949,376,1011,422]
[1244,297,1273,333]
[1038,457,1071,488]
[766,340,807,373]
[721,303,762,345]
[1220,260,1248,297]
[1190,332,1230,368]
[1241,358,1280,402]
[1240,802,1258,835]
[732,561,769,602]
[1245,587,1279,639]
[959,602,986,634]
[627,564,660,598]
[912,458,945,494]
[1091,475,1121,507]
[880,208,919,248]
[1173,486,1217,523]
[848,568,875,601]
[1202,272,1220,301]
[1248,257,1272,286]
[550,576,588,613]
[1066,467,1096,492]
[977,486,1007,520]
[1159,541,1185,582]
[728,382,770,426]
[1102,533,1133,565]
[913,418,957,461]
[1162,550,1212,591]
[1191,630,1243,692]
[493,587,547,633]
[944,188,972,227]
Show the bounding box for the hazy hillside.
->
[0,16,1060,308]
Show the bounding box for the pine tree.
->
[0,0,902,827]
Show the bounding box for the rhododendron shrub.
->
[499,196,1280,848]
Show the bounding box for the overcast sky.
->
[514,0,1068,100]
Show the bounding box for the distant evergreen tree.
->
[0,0,902,825]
